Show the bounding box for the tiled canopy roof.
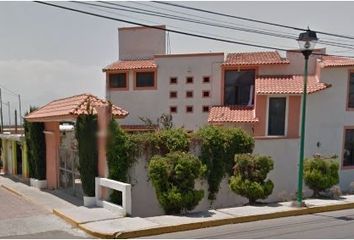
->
[25,93,128,122]
[223,51,289,66]
[319,55,354,68]
[256,75,330,94]
[208,106,258,124]
[103,59,156,71]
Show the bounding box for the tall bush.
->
[229,154,274,205]
[148,151,205,214]
[75,113,98,197]
[304,156,339,197]
[24,106,46,180]
[197,126,254,200]
[106,119,135,203]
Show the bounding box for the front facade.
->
[105,26,354,192]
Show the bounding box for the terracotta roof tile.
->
[25,93,128,121]
[319,55,354,68]
[208,106,258,124]
[256,75,330,94]
[223,51,289,66]
[103,59,156,71]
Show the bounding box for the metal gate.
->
[58,130,82,197]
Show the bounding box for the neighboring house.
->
[104,25,354,192]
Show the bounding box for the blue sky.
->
[0,1,353,124]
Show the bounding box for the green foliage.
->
[24,106,46,180]
[106,119,135,204]
[304,156,339,197]
[75,111,98,197]
[229,154,274,204]
[130,128,190,155]
[148,151,205,214]
[139,113,174,130]
[197,125,254,200]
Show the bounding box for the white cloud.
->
[0,59,105,125]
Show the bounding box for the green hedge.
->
[197,126,254,200]
[229,154,274,205]
[148,151,205,214]
[24,107,46,180]
[304,156,339,197]
[75,113,98,197]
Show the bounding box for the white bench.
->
[95,177,132,216]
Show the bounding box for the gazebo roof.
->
[25,93,128,122]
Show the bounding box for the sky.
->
[0,1,354,125]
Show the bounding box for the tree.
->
[229,154,274,205]
[304,156,339,197]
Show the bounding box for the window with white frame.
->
[268,97,286,136]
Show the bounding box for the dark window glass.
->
[170,77,177,84]
[136,72,155,88]
[186,106,193,113]
[109,73,126,88]
[203,91,210,97]
[344,129,354,166]
[186,77,193,84]
[186,91,193,98]
[224,70,255,105]
[203,76,210,83]
[268,97,286,136]
[170,106,177,113]
[348,73,354,108]
[170,91,177,98]
[202,106,209,112]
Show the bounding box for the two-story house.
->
[103,25,354,195]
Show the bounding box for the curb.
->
[52,209,80,228]
[1,184,22,197]
[114,202,354,239]
[78,223,115,239]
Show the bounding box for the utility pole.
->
[18,94,22,126]
[7,101,11,128]
[0,88,3,133]
[14,109,17,134]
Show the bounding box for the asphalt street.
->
[0,187,90,239]
[144,208,354,239]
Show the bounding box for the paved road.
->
[0,187,90,239]
[144,208,354,239]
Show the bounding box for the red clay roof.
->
[208,106,258,124]
[103,59,156,71]
[256,75,330,94]
[319,55,354,68]
[223,51,289,66]
[25,93,128,122]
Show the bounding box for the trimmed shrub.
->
[197,126,254,200]
[106,119,135,204]
[304,156,339,197]
[75,113,98,197]
[229,154,274,205]
[24,106,46,180]
[148,151,205,214]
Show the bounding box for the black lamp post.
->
[296,28,318,207]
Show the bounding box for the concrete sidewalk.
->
[2,175,354,239]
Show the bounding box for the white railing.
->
[95,177,132,216]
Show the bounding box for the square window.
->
[186,91,193,98]
[170,106,177,113]
[186,77,193,84]
[202,106,209,112]
[170,91,177,98]
[202,91,210,98]
[135,72,155,88]
[203,76,210,83]
[186,106,193,113]
[109,73,127,89]
[170,77,177,84]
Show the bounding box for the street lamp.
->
[296,28,318,207]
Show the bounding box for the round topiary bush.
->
[304,156,339,197]
[148,151,205,214]
[229,154,274,205]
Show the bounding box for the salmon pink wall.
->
[44,122,60,189]
[254,95,267,136]
[288,96,301,138]
[96,105,111,178]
